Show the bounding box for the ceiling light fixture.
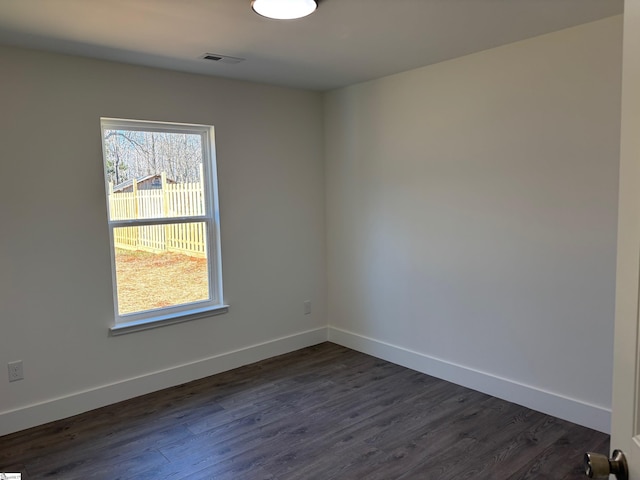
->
[251,0,317,20]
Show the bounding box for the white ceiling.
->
[0,0,623,91]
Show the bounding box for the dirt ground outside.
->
[115,248,209,315]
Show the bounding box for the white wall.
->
[325,16,622,432]
[0,46,327,435]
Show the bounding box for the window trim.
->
[109,304,229,336]
[101,118,226,334]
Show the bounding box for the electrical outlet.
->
[304,300,311,315]
[8,361,23,382]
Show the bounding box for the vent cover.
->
[201,53,245,64]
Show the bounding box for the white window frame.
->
[101,118,227,335]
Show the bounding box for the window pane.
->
[104,130,205,220]
[113,223,210,315]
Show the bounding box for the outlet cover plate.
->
[8,361,23,382]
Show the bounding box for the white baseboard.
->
[328,326,611,433]
[0,327,328,437]
[2,326,610,437]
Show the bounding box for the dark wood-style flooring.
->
[0,342,608,479]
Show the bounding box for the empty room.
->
[2,0,640,478]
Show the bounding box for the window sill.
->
[109,304,229,336]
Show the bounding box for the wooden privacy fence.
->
[108,171,207,257]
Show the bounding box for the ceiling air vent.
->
[201,53,245,64]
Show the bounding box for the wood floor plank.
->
[394,400,539,479]
[0,342,609,480]
[508,423,610,480]
[305,395,522,480]
[264,380,484,478]
[23,423,193,479]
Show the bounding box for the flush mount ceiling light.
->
[251,0,317,20]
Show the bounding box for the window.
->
[101,118,226,334]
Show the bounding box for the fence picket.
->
[109,174,206,257]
